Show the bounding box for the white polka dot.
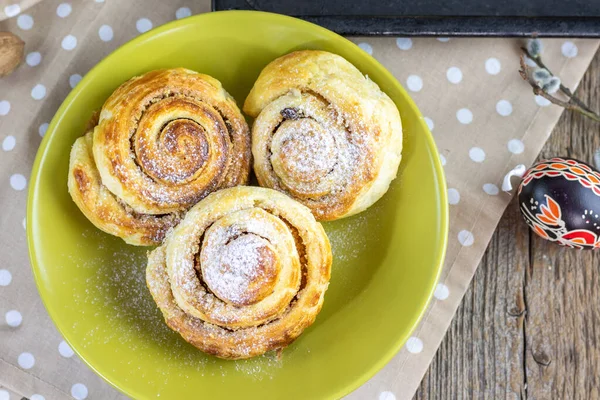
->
[136,18,153,33]
[5,310,22,327]
[406,75,423,92]
[59,340,74,358]
[456,108,473,124]
[39,122,49,137]
[439,154,446,166]
[535,95,551,107]
[357,42,373,55]
[31,84,46,100]
[31,395,45,400]
[3,136,15,151]
[562,41,578,58]
[446,67,462,84]
[434,283,449,300]
[406,337,423,353]
[424,117,434,131]
[17,14,33,30]
[56,3,72,18]
[485,58,501,75]
[496,100,513,116]
[176,7,192,19]
[447,188,460,205]
[10,174,27,191]
[69,74,82,89]
[0,389,9,400]
[379,391,397,400]
[0,100,10,115]
[437,37,450,42]
[71,383,88,400]
[4,4,21,17]
[458,230,474,246]
[0,269,12,286]
[98,24,113,42]
[483,183,499,195]
[18,352,35,369]
[22,217,26,229]
[508,139,524,154]
[26,51,42,67]
[395,37,412,50]
[469,147,485,163]
[62,35,77,51]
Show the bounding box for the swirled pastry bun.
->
[244,50,402,221]
[68,68,251,245]
[146,186,332,359]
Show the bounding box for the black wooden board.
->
[213,0,600,37]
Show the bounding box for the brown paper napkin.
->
[0,0,598,398]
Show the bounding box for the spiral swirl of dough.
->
[244,50,402,221]
[146,186,331,359]
[68,68,251,245]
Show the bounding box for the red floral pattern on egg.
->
[518,158,600,250]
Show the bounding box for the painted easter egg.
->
[518,157,600,249]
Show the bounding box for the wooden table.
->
[414,49,600,399]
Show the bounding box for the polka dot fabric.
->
[345,36,598,400]
[0,2,597,399]
[0,1,216,399]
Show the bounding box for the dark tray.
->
[213,0,600,37]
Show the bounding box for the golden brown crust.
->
[146,186,332,359]
[94,68,251,215]
[68,68,251,245]
[67,132,181,245]
[243,50,402,221]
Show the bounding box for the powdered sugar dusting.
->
[201,232,275,305]
[69,230,284,380]
[93,71,250,215]
[234,353,283,378]
[274,119,336,178]
[265,92,375,218]
[327,212,374,263]
[322,195,386,293]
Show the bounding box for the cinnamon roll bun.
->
[244,50,402,221]
[68,68,251,245]
[146,186,332,359]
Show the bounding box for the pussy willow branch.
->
[521,46,594,113]
[519,55,600,122]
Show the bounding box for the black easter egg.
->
[518,157,600,249]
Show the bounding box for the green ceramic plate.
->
[28,11,448,400]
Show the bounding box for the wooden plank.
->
[414,197,529,399]
[415,49,600,399]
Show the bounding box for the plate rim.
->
[27,10,449,400]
